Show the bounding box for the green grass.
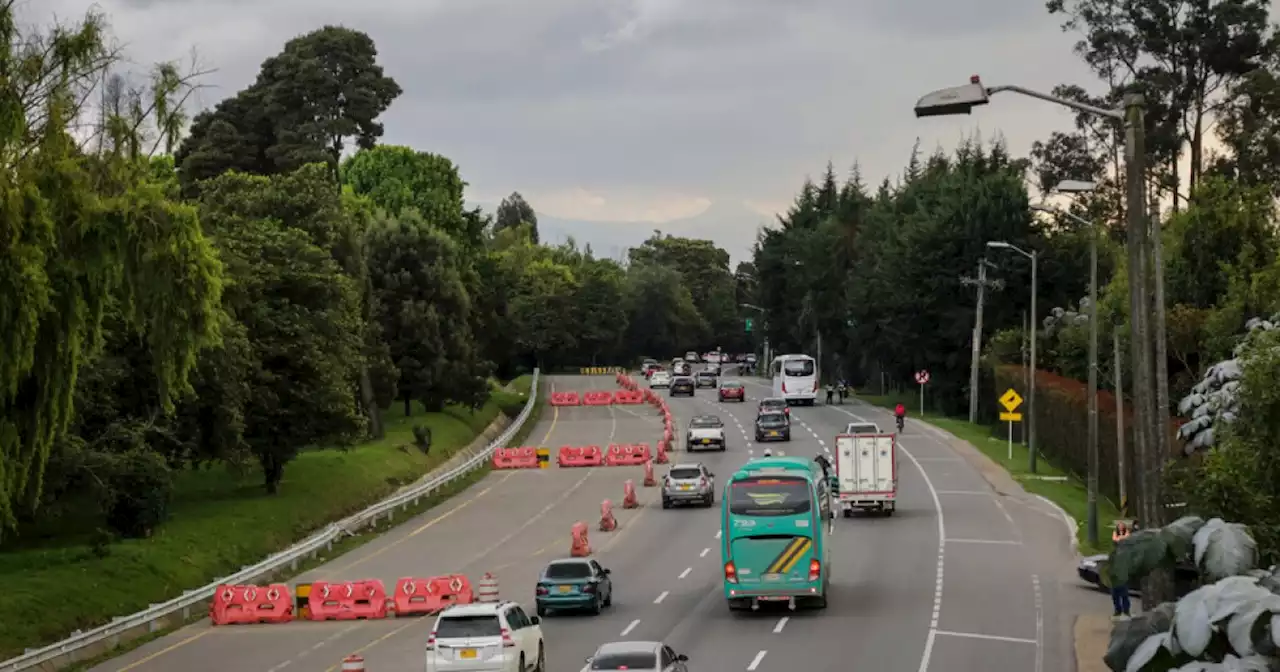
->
[0,383,527,660]
[857,392,1121,556]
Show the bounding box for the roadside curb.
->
[1073,612,1111,672]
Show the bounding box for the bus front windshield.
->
[729,476,812,517]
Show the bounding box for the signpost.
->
[999,388,1024,460]
[914,370,930,415]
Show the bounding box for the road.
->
[90,371,1084,672]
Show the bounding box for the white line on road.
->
[913,457,963,462]
[934,630,1037,645]
[747,650,767,670]
[945,538,1020,545]
[678,567,692,579]
[620,619,641,636]
[773,617,789,633]
[267,662,292,672]
[699,547,710,558]
[654,591,669,604]
[1033,575,1044,672]
[715,529,722,539]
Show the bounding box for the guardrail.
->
[0,369,541,672]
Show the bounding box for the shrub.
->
[489,389,527,418]
[1105,516,1277,671]
[411,424,433,455]
[103,448,174,538]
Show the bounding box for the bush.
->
[103,448,174,538]
[489,389,527,418]
[1105,516,1275,671]
[411,424,433,455]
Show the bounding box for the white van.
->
[770,354,818,405]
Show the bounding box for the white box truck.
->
[834,432,897,517]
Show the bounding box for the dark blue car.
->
[535,558,613,616]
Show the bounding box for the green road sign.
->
[744,317,754,332]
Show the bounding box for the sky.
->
[28,0,1191,263]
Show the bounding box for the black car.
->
[695,371,718,388]
[758,397,790,417]
[670,376,696,396]
[755,411,791,442]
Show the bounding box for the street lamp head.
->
[985,241,1012,250]
[1054,179,1098,193]
[914,76,991,118]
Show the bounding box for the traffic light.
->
[744,317,754,333]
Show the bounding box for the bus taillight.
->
[724,561,738,584]
[808,558,821,582]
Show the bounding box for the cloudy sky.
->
[32,0,1131,262]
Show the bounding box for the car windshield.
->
[758,413,787,426]
[722,382,742,389]
[543,562,592,579]
[690,417,722,428]
[592,652,658,670]
[435,614,502,638]
[669,467,703,479]
[730,476,812,516]
[782,359,815,376]
[762,399,785,408]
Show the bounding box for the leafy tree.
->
[343,146,484,248]
[366,211,489,413]
[0,8,223,533]
[510,259,580,366]
[494,192,539,243]
[622,263,707,358]
[572,258,629,365]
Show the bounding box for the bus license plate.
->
[763,573,781,581]
[702,439,711,444]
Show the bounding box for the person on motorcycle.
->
[894,403,907,431]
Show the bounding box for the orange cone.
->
[643,460,656,487]
[599,500,618,531]
[622,480,639,509]
[342,655,365,672]
[570,521,592,556]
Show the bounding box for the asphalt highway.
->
[89,371,1081,672]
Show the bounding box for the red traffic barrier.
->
[563,391,581,405]
[583,391,613,406]
[612,390,643,405]
[308,580,388,621]
[604,444,651,466]
[600,500,617,531]
[622,480,639,509]
[549,392,580,406]
[393,575,474,616]
[571,521,592,556]
[493,447,539,469]
[558,445,604,467]
[211,583,293,625]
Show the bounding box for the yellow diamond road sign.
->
[999,389,1023,413]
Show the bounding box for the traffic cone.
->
[643,460,656,487]
[622,480,639,509]
[599,500,618,531]
[477,572,499,602]
[570,521,591,556]
[342,654,365,672]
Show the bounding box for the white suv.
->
[425,601,545,672]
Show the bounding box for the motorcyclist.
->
[894,402,906,431]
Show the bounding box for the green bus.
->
[720,456,833,611]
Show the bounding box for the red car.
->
[718,380,746,402]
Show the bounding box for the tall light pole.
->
[916,77,1169,603]
[1033,182,1102,546]
[985,240,1039,472]
[740,303,768,367]
[961,259,1003,423]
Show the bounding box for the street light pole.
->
[985,240,1038,471]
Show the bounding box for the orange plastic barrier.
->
[612,390,643,405]
[493,447,539,469]
[211,583,293,625]
[308,580,388,621]
[629,443,653,463]
[583,391,613,406]
[392,575,473,617]
[604,443,651,466]
[557,445,603,467]
[549,392,580,406]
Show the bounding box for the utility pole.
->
[1086,213,1100,547]
[1150,197,1171,486]
[961,259,1003,423]
[1114,327,1128,517]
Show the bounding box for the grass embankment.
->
[0,377,539,660]
[857,392,1121,556]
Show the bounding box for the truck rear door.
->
[834,435,896,496]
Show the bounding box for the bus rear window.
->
[729,476,812,516]
[783,360,814,376]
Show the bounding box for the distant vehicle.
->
[758,397,790,417]
[771,354,818,405]
[745,353,757,364]
[755,411,791,442]
[585,641,690,672]
[642,358,659,372]
[672,361,692,376]
[425,601,544,672]
[649,371,672,388]
[535,558,613,616]
[718,380,745,402]
[670,376,696,396]
[662,462,715,508]
[684,351,701,362]
[695,370,718,388]
[687,415,726,451]
[844,422,881,435]
[834,432,897,516]
[721,456,832,610]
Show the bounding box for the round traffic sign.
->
[914,370,930,385]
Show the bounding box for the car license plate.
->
[459,649,477,659]
[680,485,691,490]
[702,439,711,444]
[768,431,779,437]
[558,585,572,593]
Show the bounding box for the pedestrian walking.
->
[1110,522,1132,620]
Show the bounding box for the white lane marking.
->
[620,619,641,636]
[715,529,722,539]
[773,616,789,633]
[828,405,944,672]
[934,630,1037,645]
[678,567,692,579]
[914,457,963,462]
[935,490,988,495]
[991,494,1018,528]
[267,662,292,672]
[654,591,669,604]
[699,547,710,558]
[1033,575,1044,672]
[945,538,1020,545]
[747,650,767,671]
[1034,493,1080,555]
